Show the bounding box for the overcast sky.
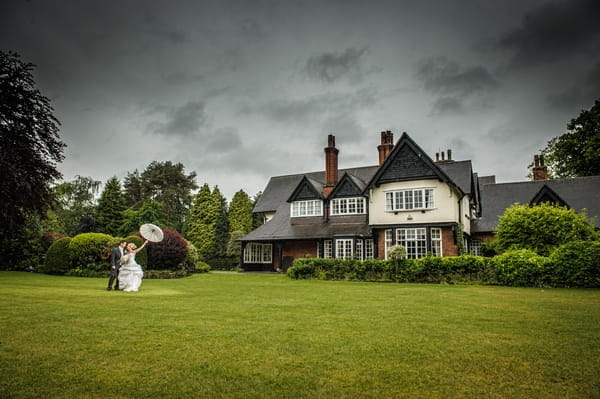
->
[3,0,599,201]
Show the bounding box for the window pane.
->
[414,190,423,208]
[404,191,413,210]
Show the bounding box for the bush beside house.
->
[287,241,600,288]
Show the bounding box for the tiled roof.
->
[472,176,600,233]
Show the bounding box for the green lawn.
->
[1,272,599,399]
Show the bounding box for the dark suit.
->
[107,246,126,290]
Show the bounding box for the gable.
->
[530,184,568,207]
[328,173,366,198]
[287,176,323,202]
[378,144,438,183]
[365,132,460,194]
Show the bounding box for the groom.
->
[107,240,127,291]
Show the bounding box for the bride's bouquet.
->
[119,254,130,264]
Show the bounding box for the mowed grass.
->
[0,272,599,399]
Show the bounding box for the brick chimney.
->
[532,154,548,181]
[323,134,339,197]
[377,130,394,165]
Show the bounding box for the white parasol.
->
[139,223,164,242]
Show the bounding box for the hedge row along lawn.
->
[1,272,599,398]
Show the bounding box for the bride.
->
[118,240,148,292]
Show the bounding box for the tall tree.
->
[123,161,197,230]
[212,186,229,259]
[96,176,127,236]
[228,189,253,234]
[0,51,65,262]
[123,169,143,208]
[52,176,101,236]
[119,199,166,237]
[186,184,216,260]
[541,99,600,178]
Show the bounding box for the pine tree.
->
[96,176,126,236]
[186,184,215,260]
[228,189,253,234]
[212,186,229,259]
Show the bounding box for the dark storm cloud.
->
[549,63,600,109]
[255,88,378,124]
[304,47,373,84]
[417,56,499,97]
[497,0,600,67]
[416,56,499,115]
[148,100,208,136]
[206,127,243,152]
[431,97,465,116]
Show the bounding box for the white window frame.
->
[470,239,482,256]
[331,197,366,215]
[291,199,323,217]
[323,240,332,258]
[335,239,353,260]
[385,188,435,212]
[396,228,427,259]
[243,243,273,263]
[365,239,374,259]
[431,227,442,257]
[355,239,363,260]
[384,229,393,260]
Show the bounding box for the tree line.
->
[1,50,599,270]
[44,163,263,269]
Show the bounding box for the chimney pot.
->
[436,152,439,162]
[447,149,452,161]
[532,154,548,181]
[377,130,394,165]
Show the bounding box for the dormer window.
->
[385,188,435,211]
[331,197,366,215]
[291,199,323,217]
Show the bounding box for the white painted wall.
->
[368,179,469,227]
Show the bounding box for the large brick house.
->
[239,131,600,271]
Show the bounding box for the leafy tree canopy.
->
[119,199,167,237]
[0,51,65,251]
[494,203,598,256]
[51,176,101,236]
[541,98,600,178]
[123,161,198,230]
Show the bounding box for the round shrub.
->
[549,241,600,287]
[44,237,72,275]
[491,249,550,287]
[139,228,187,270]
[68,233,113,270]
[495,203,598,256]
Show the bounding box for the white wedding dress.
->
[118,254,144,292]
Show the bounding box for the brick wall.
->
[441,227,458,256]
[283,240,318,261]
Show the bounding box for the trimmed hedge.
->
[288,246,600,287]
[549,241,600,287]
[490,249,550,287]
